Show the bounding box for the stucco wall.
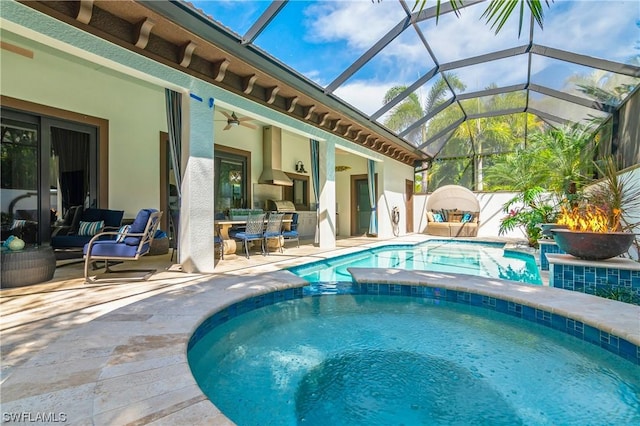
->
[1,31,166,219]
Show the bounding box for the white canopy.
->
[426,185,480,213]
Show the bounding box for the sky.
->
[190,0,639,124]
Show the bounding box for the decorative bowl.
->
[551,229,635,260]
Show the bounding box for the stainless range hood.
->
[259,126,293,186]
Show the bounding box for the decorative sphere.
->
[7,237,25,251]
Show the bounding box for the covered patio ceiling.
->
[22,0,640,163]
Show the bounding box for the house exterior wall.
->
[0,31,166,219]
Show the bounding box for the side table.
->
[1,246,56,288]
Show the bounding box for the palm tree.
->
[529,123,599,202]
[412,0,553,36]
[383,75,466,144]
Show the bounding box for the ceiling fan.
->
[219,111,257,131]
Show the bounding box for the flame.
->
[557,205,620,233]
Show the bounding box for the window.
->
[284,172,309,210]
[214,146,250,215]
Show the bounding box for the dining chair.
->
[232,213,266,258]
[282,212,300,248]
[263,212,285,255]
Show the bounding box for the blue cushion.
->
[233,232,262,240]
[52,235,91,248]
[462,213,473,223]
[124,209,156,246]
[433,213,444,222]
[102,209,125,228]
[81,208,103,222]
[80,208,124,228]
[282,230,299,238]
[83,240,145,257]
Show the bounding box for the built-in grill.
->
[266,199,296,213]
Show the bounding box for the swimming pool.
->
[288,240,542,285]
[188,294,640,425]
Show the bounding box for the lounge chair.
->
[83,209,162,283]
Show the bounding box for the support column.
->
[318,139,336,248]
[179,92,215,272]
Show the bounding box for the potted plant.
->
[499,186,562,248]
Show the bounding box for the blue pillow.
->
[462,213,473,223]
[433,213,444,223]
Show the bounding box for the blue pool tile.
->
[619,339,638,363]
[457,292,470,304]
[467,293,482,306]
[536,309,551,325]
[366,283,379,294]
[584,325,601,345]
[494,299,508,314]
[522,306,536,321]
[482,296,497,308]
[446,290,457,302]
[507,302,522,317]
[551,314,567,331]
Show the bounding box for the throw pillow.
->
[116,225,131,243]
[433,213,444,223]
[462,212,473,223]
[78,220,104,236]
[444,208,457,221]
[10,219,27,230]
[426,211,435,222]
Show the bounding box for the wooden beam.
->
[76,0,94,25]
[318,113,329,127]
[286,96,299,113]
[332,119,341,132]
[179,41,197,68]
[265,86,279,104]
[242,74,258,94]
[212,59,230,82]
[303,105,316,120]
[342,124,352,136]
[134,18,155,49]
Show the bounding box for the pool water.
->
[288,241,542,285]
[188,295,640,426]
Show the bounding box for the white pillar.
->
[179,92,216,272]
[318,139,336,248]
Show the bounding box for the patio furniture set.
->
[217,212,300,259]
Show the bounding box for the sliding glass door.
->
[1,108,98,245]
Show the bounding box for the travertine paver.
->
[1,235,637,424]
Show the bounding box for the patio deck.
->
[1,235,638,424]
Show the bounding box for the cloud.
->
[333,80,401,116]
[303,0,406,49]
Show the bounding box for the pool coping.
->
[2,245,639,424]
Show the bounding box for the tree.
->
[382,75,466,144]
[411,0,553,36]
